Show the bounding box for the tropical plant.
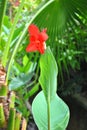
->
[24,23,70,130]
[0,0,87,129]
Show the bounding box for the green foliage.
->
[33,0,87,83]
[0,0,87,128]
[32,48,70,130]
[24,83,39,100]
[0,16,11,54]
[34,0,87,37]
[9,72,34,90]
[2,0,25,67]
[15,96,30,120]
[8,58,38,119]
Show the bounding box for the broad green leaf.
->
[32,91,70,130]
[39,47,58,101]
[9,72,34,90]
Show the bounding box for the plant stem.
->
[6,0,54,83]
[47,98,50,130]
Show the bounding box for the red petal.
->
[26,25,48,54]
[30,36,37,42]
[28,24,40,37]
[38,42,46,54]
[26,42,38,52]
[39,31,48,42]
[39,48,45,54]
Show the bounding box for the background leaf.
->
[32,91,70,130]
[9,72,34,90]
[34,0,87,40]
[39,47,58,101]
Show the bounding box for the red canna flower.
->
[26,24,48,54]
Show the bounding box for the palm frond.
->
[33,0,87,40]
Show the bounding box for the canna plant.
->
[26,24,70,130]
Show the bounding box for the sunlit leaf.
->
[32,91,70,130]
